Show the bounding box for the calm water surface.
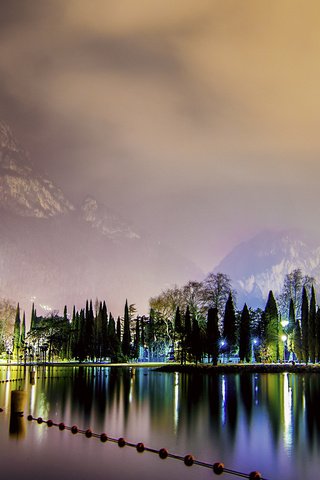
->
[1,366,320,480]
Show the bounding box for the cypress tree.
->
[301,286,309,363]
[21,311,26,344]
[309,285,316,363]
[184,305,192,355]
[116,316,122,360]
[94,302,103,360]
[21,311,26,360]
[116,316,121,343]
[85,300,95,360]
[294,317,303,362]
[70,306,77,359]
[316,307,320,362]
[13,303,21,360]
[222,292,237,356]
[122,300,131,358]
[206,307,220,365]
[134,317,140,359]
[30,302,36,330]
[264,291,279,362]
[78,309,86,361]
[191,317,202,364]
[239,304,251,362]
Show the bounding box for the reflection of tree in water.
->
[70,367,94,425]
[93,367,107,422]
[121,368,132,426]
[264,374,282,445]
[181,373,206,434]
[225,375,238,440]
[239,373,253,424]
[208,375,221,438]
[304,375,320,445]
[292,375,304,447]
[33,366,72,419]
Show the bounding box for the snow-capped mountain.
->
[214,229,320,308]
[0,121,202,316]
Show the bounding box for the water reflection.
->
[1,366,320,479]
[9,413,26,438]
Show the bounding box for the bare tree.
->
[278,269,315,317]
[202,272,233,319]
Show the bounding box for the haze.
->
[1,0,320,271]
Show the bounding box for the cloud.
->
[1,1,320,269]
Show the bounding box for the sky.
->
[1,0,320,271]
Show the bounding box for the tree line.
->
[1,268,320,365]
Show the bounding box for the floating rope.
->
[27,415,267,480]
[0,378,24,383]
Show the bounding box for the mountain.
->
[214,229,320,309]
[0,121,74,218]
[0,122,202,318]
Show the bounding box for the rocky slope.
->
[0,121,202,316]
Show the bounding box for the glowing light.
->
[283,373,293,452]
[221,375,226,425]
[281,335,287,342]
[173,372,179,432]
[281,319,289,328]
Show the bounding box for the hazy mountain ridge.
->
[215,229,320,308]
[80,196,141,241]
[0,121,202,315]
[0,122,74,218]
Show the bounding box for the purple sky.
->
[1,0,320,271]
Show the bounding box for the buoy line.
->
[27,415,267,480]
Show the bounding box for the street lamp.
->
[220,339,226,364]
[281,334,287,362]
[281,319,289,362]
[251,338,258,363]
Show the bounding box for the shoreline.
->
[1,361,320,374]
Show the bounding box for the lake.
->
[1,365,320,480]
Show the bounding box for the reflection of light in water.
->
[283,372,293,452]
[4,368,11,410]
[173,372,179,432]
[254,375,259,405]
[221,375,226,425]
[30,383,36,414]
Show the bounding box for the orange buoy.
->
[184,454,195,467]
[249,471,262,480]
[213,462,224,475]
[100,433,108,442]
[85,429,93,438]
[58,422,65,430]
[118,437,126,447]
[71,425,78,434]
[159,448,168,459]
[47,420,53,427]
[136,442,145,453]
